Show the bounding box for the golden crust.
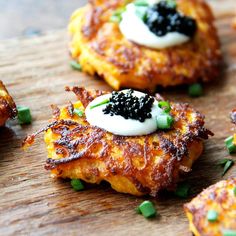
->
[69,0,221,91]
[23,87,213,196]
[0,81,17,126]
[184,178,236,236]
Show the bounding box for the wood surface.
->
[1,0,236,235]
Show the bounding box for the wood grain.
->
[0,1,236,235]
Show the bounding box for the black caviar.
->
[103,90,154,122]
[144,1,197,37]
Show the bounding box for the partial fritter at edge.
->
[23,87,213,196]
[69,0,221,91]
[0,81,17,126]
[184,178,236,236]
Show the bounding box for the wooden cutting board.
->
[1,1,236,235]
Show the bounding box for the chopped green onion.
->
[174,182,190,198]
[207,210,218,222]
[134,0,149,6]
[166,0,177,8]
[188,83,203,97]
[137,201,157,218]
[74,108,83,117]
[158,101,171,113]
[225,136,236,154]
[135,6,148,21]
[110,7,126,23]
[223,230,236,236]
[17,106,32,125]
[71,179,84,191]
[156,114,174,129]
[218,158,230,166]
[222,159,234,176]
[90,99,110,109]
[70,61,82,71]
[234,186,236,196]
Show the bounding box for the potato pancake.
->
[0,81,17,126]
[184,178,236,236]
[69,0,221,91]
[23,87,213,196]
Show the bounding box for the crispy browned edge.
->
[183,178,236,235]
[23,87,213,176]
[76,0,221,85]
[0,80,17,121]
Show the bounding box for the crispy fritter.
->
[23,87,212,196]
[184,178,236,236]
[69,0,221,91]
[0,81,17,126]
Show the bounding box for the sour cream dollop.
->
[85,90,163,136]
[119,3,190,49]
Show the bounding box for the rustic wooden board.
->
[1,1,236,235]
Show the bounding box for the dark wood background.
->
[0,0,236,235]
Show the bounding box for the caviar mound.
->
[23,87,213,196]
[69,0,221,91]
[0,81,17,126]
[184,178,236,236]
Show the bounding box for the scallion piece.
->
[90,99,110,109]
[135,6,148,21]
[70,61,82,71]
[110,8,126,23]
[134,0,149,6]
[188,83,203,97]
[234,186,236,196]
[17,106,32,125]
[225,136,236,154]
[174,182,190,198]
[207,210,218,222]
[166,0,177,8]
[137,201,156,218]
[71,179,84,191]
[158,101,171,113]
[222,159,234,176]
[223,230,236,236]
[156,114,174,129]
[74,108,83,117]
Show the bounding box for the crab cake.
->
[23,87,212,196]
[0,81,17,126]
[184,178,236,236]
[69,0,221,91]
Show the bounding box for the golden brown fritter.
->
[69,0,221,91]
[23,87,213,196]
[0,81,17,126]
[184,178,236,236]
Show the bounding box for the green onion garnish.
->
[135,6,148,21]
[74,108,83,117]
[188,83,203,97]
[71,179,84,191]
[174,182,190,198]
[166,0,177,8]
[70,61,82,71]
[134,0,149,6]
[223,230,236,236]
[137,201,157,218]
[222,159,234,176]
[90,99,110,109]
[207,210,218,222]
[158,101,171,113]
[17,106,32,125]
[218,158,235,176]
[225,136,236,154]
[110,8,126,23]
[234,186,236,196]
[156,114,174,129]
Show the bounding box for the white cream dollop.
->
[85,90,163,136]
[119,3,190,49]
